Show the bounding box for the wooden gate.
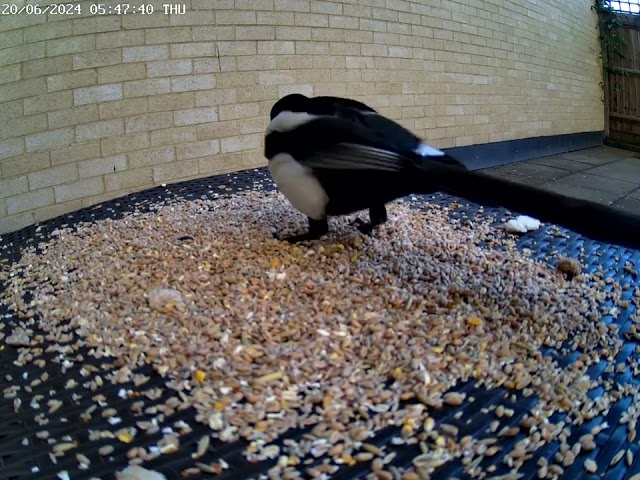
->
[603,12,640,149]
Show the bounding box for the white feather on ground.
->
[505,219,528,233]
[516,215,541,231]
[505,215,541,234]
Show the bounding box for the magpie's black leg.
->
[370,204,388,225]
[275,217,329,243]
[355,205,388,235]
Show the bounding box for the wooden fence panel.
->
[606,13,640,147]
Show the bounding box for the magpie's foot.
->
[274,217,328,243]
[355,222,377,236]
[350,217,367,228]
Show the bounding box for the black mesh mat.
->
[1,167,639,480]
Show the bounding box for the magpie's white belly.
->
[269,153,329,220]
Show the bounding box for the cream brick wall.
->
[0,0,604,234]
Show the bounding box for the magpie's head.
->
[270,94,311,120]
[270,94,379,121]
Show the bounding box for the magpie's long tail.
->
[416,162,640,250]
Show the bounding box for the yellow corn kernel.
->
[117,432,133,444]
[194,370,206,384]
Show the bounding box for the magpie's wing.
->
[272,116,421,172]
[306,96,425,154]
[326,104,467,169]
[301,142,410,172]
[353,110,422,146]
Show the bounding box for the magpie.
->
[265,93,466,243]
[265,94,640,250]
[268,94,451,160]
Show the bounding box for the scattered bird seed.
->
[443,392,466,406]
[1,189,639,479]
[582,457,597,473]
[193,435,210,460]
[76,453,90,466]
[115,465,166,480]
[98,445,114,457]
[53,443,77,454]
[6,330,30,346]
[363,443,384,457]
[611,449,625,466]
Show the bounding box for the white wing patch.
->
[414,143,445,157]
[266,111,322,134]
[268,153,329,220]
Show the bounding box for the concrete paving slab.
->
[629,188,640,200]
[482,162,570,183]
[480,146,640,208]
[586,157,640,182]
[526,156,594,172]
[481,168,548,186]
[576,146,634,158]
[538,182,621,205]
[611,196,640,216]
[560,149,623,166]
[545,172,639,195]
